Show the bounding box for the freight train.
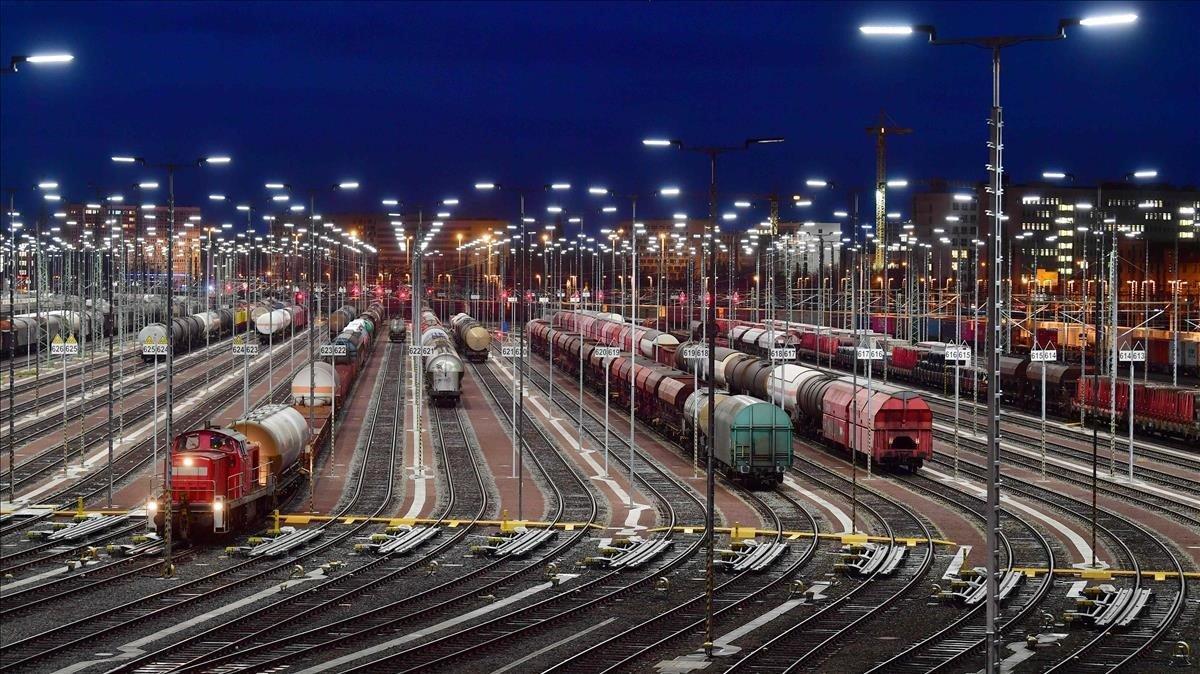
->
[528,318,792,486]
[154,304,381,539]
[704,318,1199,443]
[553,310,935,473]
[416,308,464,405]
[137,305,251,362]
[1,294,204,358]
[450,312,491,362]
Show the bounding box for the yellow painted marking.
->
[1009,567,1199,580]
[840,533,870,545]
[277,514,600,531]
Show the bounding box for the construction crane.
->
[867,110,912,276]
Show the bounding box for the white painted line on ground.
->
[659,597,805,666]
[492,617,616,674]
[490,359,651,529]
[52,569,328,674]
[934,420,1200,508]
[0,564,69,593]
[783,475,852,534]
[296,574,580,674]
[924,466,1103,565]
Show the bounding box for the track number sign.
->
[595,346,621,359]
[410,345,434,356]
[501,343,529,358]
[1119,350,1146,362]
[320,344,348,357]
[856,348,884,360]
[681,345,709,360]
[1030,349,1057,362]
[770,348,796,361]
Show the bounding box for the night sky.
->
[2,1,1197,228]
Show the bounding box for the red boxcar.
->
[820,378,932,470]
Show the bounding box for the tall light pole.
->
[475,181,569,520]
[644,135,784,658]
[861,12,1136,672]
[113,153,231,576]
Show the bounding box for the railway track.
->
[0,338,366,671]
[930,447,1189,672]
[928,397,1200,492]
[105,342,428,673]
[722,451,937,673]
[548,486,819,673]
[0,335,316,572]
[144,355,603,673]
[0,350,145,423]
[298,356,702,673]
[933,428,1200,529]
[3,337,248,495]
[860,470,1058,672]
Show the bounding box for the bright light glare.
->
[474,183,495,190]
[442,198,459,205]
[588,187,608,195]
[550,183,571,191]
[111,156,137,163]
[26,53,74,64]
[643,139,673,147]
[237,205,251,211]
[37,181,58,189]
[602,206,617,213]
[139,181,159,189]
[1079,13,1137,26]
[547,206,563,214]
[381,199,398,206]
[265,182,286,189]
[1042,171,1067,179]
[659,187,681,196]
[805,179,828,188]
[886,179,908,188]
[205,156,232,164]
[272,195,289,202]
[338,181,359,189]
[1132,170,1157,179]
[953,193,972,201]
[209,194,226,201]
[834,210,848,218]
[859,25,913,35]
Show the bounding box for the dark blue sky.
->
[2,1,1196,226]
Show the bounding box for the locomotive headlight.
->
[213,501,224,512]
[183,456,194,467]
[146,500,158,512]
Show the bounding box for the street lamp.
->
[644,134,783,658]
[3,52,73,74]
[112,153,231,576]
[861,12,1135,672]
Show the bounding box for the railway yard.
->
[1,302,1196,674]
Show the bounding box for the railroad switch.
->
[471,527,556,557]
[355,525,440,556]
[715,539,788,573]
[583,536,673,569]
[1062,583,1153,629]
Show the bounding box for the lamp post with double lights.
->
[861,12,1137,671]
[473,181,570,521]
[644,134,783,658]
[587,184,680,509]
[112,153,230,575]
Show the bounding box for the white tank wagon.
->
[425,336,464,405]
[291,361,340,407]
[231,403,311,485]
[256,305,308,338]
